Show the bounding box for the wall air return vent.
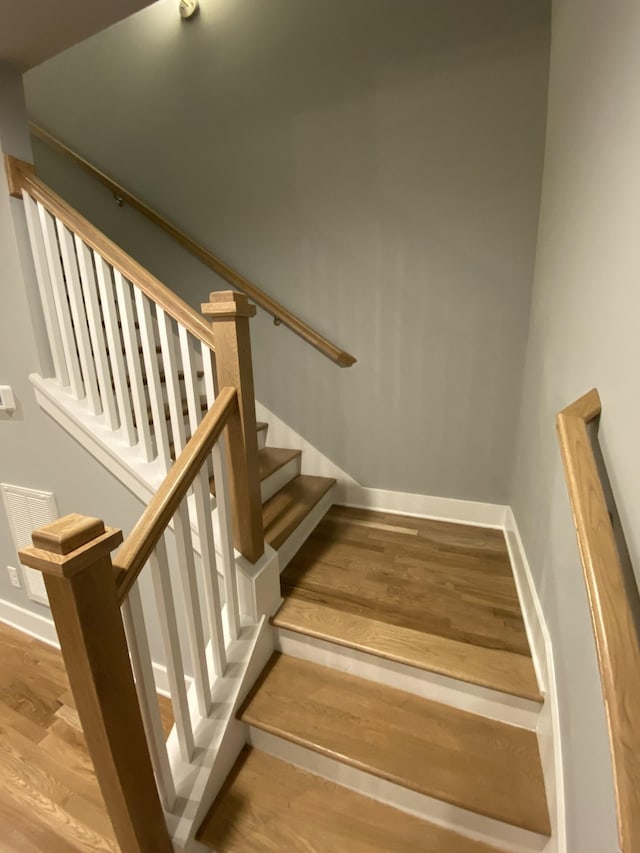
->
[1,483,58,606]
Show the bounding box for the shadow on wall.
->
[25,0,551,503]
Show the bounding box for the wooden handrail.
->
[556,389,640,853]
[29,122,357,368]
[7,157,219,355]
[114,385,238,602]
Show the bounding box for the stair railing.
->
[29,122,357,367]
[557,389,640,853]
[9,152,269,851]
[19,386,240,851]
[5,153,263,562]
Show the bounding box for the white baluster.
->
[75,238,119,430]
[201,342,240,639]
[201,341,217,407]
[158,309,187,457]
[122,582,176,811]
[56,220,101,415]
[94,254,136,445]
[194,468,226,676]
[136,290,172,473]
[150,536,195,762]
[113,271,154,463]
[212,439,240,640]
[179,326,204,437]
[22,194,68,385]
[174,500,212,716]
[37,202,84,398]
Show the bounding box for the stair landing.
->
[274,505,540,700]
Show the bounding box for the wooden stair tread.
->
[197,746,506,853]
[273,595,542,701]
[209,447,300,496]
[255,420,268,434]
[282,505,532,657]
[240,653,550,836]
[262,474,336,551]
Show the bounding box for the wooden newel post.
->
[18,513,173,853]
[202,290,265,563]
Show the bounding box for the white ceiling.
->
[0,0,157,71]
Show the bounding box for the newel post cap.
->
[202,290,257,319]
[18,513,123,579]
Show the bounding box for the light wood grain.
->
[0,620,172,852]
[204,292,264,563]
[4,153,35,198]
[29,123,356,368]
[113,385,238,600]
[209,446,301,496]
[198,746,506,853]
[19,516,172,852]
[273,595,542,700]
[557,388,640,853]
[262,474,336,551]
[241,653,550,835]
[282,506,532,656]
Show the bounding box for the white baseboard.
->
[342,484,507,528]
[0,596,183,699]
[256,400,506,529]
[504,508,566,853]
[0,598,58,647]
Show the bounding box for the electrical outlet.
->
[7,565,21,589]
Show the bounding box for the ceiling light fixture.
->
[179,0,199,20]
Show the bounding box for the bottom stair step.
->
[240,653,550,836]
[197,746,505,853]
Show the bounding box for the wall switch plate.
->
[7,565,21,588]
[0,386,16,413]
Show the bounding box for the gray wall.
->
[0,64,144,619]
[508,0,640,848]
[25,0,551,503]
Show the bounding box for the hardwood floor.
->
[277,506,539,697]
[0,620,172,852]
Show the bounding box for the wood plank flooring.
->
[240,653,551,836]
[277,505,539,697]
[0,620,172,852]
[198,746,507,853]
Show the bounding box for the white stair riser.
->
[260,455,302,504]
[247,728,548,853]
[275,628,540,729]
[277,484,336,570]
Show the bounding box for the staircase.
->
[8,154,553,853]
[198,508,551,853]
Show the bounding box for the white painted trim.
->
[248,728,548,853]
[0,598,58,647]
[342,483,507,529]
[0,596,187,699]
[276,628,540,730]
[31,374,161,505]
[277,483,336,570]
[504,508,566,853]
[259,453,301,503]
[255,400,357,486]
[255,399,507,528]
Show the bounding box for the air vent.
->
[1,483,58,605]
